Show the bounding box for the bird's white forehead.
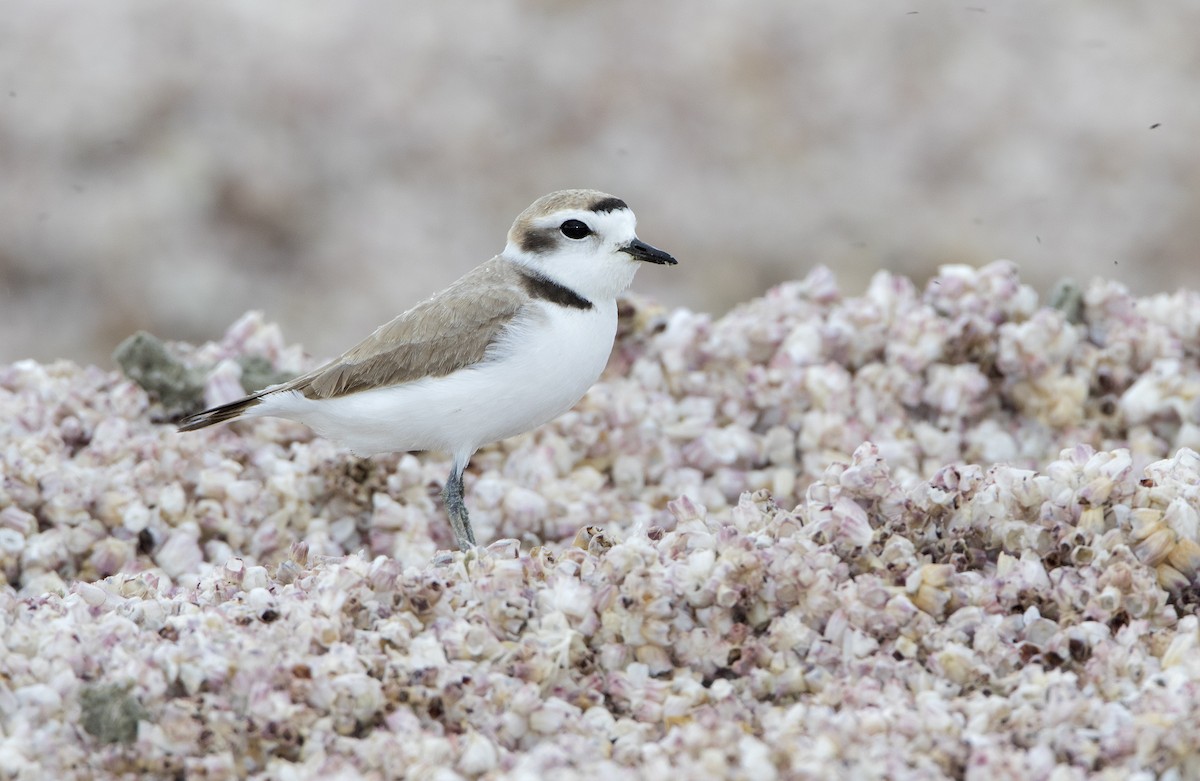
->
[531,206,637,238]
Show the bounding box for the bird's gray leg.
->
[442,457,476,551]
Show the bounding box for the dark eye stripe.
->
[518,228,555,254]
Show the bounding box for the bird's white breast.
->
[254,299,618,458]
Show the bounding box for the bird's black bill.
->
[621,238,677,265]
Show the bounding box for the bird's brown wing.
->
[288,258,529,400]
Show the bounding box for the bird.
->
[178,189,677,550]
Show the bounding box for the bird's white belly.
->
[255,301,617,458]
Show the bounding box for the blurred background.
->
[2,0,1197,366]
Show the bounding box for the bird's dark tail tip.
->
[177,396,262,432]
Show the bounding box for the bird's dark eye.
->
[559,219,592,240]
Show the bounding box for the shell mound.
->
[3,261,1200,778]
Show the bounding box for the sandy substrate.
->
[2,262,1200,779]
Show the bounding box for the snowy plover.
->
[179,189,676,550]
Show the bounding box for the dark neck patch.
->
[590,197,627,214]
[519,269,593,311]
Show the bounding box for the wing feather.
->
[287,259,528,400]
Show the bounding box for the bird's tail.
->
[177,395,264,432]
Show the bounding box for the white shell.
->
[4,263,1200,775]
